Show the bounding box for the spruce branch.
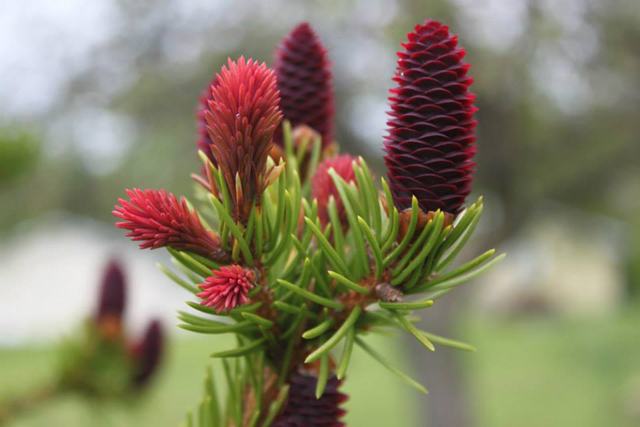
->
[0,384,61,425]
[112,18,507,427]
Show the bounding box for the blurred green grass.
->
[2,307,640,427]
[463,305,640,427]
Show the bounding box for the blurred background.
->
[1,0,639,426]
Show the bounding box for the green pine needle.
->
[200,396,212,426]
[337,325,356,379]
[280,304,306,340]
[301,136,322,197]
[270,162,287,252]
[357,216,383,280]
[302,318,334,339]
[157,263,199,294]
[210,337,267,358]
[353,162,376,228]
[186,252,220,271]
[168,248,212,278]
[381,207,399,253]
[209,196,254,266]
[221,359,236,425]
[212,166,233,248]
[255,351,265,409]
[419,248,496,289]
[305,307,362,363]
[264,191,295,266]
[328,169,369,276]
[244,205,256,248]
[391,213,437,278]
[315,354,330,399]
[355,337,428,394]
[179,321,254,335]
[419,330,476,352]
[260,384,290,427]
[273,301,320,320]
[379,299,434,311]
[434,198,481,259]
[248,410,261,427]
[393,312,435,351]
[327,196,345,258]
[277,335,296,388]
[276,279,344,310]
[309,251,332,297]
[358,158,382,237]
[172,259,202,284]
[411,253,506,295]
[384,196,420,266]
[186,301,262,316]
[414,224,451,286]
[327,271,370,294]
[241,312,274,328]
[178,311,231,327]
[297,258,313,289]
[205,366,221,426]
[304,217,351,278]
[255,209,264,257]
[391,212,444,285]
[435,203,483,273]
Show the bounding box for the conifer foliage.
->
[114,20,503,426]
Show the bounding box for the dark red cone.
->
[131,320,164,388]
[384,20,477,215]
[96,259,126,323]
[273,373,348,427]
[275,22,335,148]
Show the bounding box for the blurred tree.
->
[0,128,40,186]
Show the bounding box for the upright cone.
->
[384,20,477,215]
[275,23,335,148]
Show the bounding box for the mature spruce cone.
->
[131,320,164,388]
[273,373,348,427]
[384,20,477,215]
[96,259,126,323]
[274,22,335,148]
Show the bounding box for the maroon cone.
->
[273,373,348,427]
[131,320,164,388]
[96,259,126,322]
[274,22,335,148]
[384,20,477,215]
